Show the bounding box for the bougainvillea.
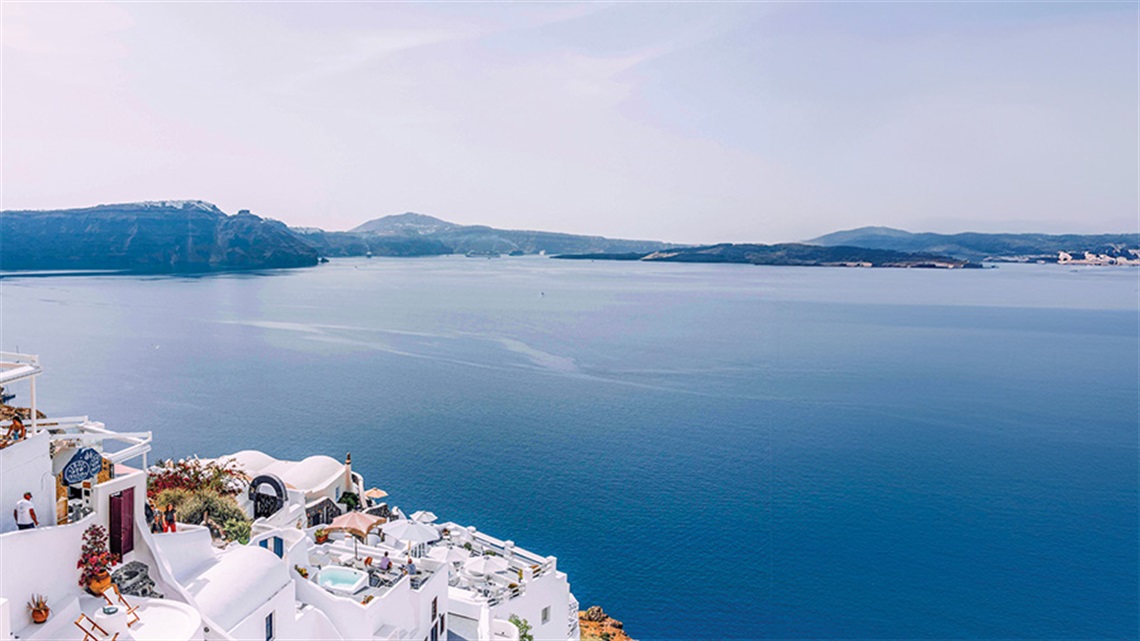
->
[146,457,246,498]
[77,524,119,587]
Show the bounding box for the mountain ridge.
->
[809,227,1140,261]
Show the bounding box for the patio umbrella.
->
[380,519,440,543]
[327,511,384,558]
[463,555,509,576]
[380,519,440,556]
[429,546,470,565]
[363,488,388,503]
[411,510,438,523]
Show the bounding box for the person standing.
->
[163,503,177,533]
[145,500,159,533]
[13,492,37,530]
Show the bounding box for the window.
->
[265,611,275,641]
[430,626,438,641]
[541,606,550,624]
[273,536,284,558]
[439,615,445,634]
[431,597,438,620]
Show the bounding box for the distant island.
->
[1,201,1135,273]
[555,243,979,269]
[0,201,318,272]
[0,202,672,272]
[810,227,1140,264]
[294,212,670,258]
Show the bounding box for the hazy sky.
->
[2,2,1136,243]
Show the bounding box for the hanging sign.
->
[62,448,103,485]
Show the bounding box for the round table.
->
[93,605,135,639]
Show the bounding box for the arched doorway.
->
[248,474,287,519]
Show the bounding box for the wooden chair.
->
[103,584,140,627]
[74,613,118,641]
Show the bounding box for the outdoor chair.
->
[104,584,141,627]
[74,613,118,641]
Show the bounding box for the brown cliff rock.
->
[579,606,633,641]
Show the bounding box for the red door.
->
[109,487,135,556]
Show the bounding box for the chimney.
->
[345,452,353,496]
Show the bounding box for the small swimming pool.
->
[317,566,369,596]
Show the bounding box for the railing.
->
[568,597,580,638]
[455,528,556,579]
[44,418,152,466]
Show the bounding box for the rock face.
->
[579,606,634,641]
[1,201,319,272]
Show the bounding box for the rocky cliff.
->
[579,606,634,641]
[1,201,319,272]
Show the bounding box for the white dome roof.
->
[185,546,290,631]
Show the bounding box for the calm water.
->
[2,258,1137,640]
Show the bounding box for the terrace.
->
[9,590,202,641]
[303,536,446,601]
[426,523,556,607]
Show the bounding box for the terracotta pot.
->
[88,570,112,596]
[31,607,49,624]
[315,534,328,544]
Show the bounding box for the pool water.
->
[317,566,368,595]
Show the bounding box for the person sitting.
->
[403,558,417,575]
[1,415,25,448]
[377,552,392,571]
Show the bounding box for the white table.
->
[93,605,135,639]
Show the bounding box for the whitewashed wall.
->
[0,431,54,533]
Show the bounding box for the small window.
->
[265,611,275,641]
[541,606,550,624]
[273,536,284,558]
[439,615,446,634]
[431,597,438,620]
[430,627,438,641]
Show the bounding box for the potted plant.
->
[77,524,120,595]
[26,594,49,624]
[314,528,329,544]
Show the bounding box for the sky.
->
[2,2,1136,244]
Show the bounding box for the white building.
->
[0,354,581,641]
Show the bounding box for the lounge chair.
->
[104,584,140,627]
[74,613,119,641]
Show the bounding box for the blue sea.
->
[2,258,1136,640]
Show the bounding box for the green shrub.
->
[508,615,533,641]
[152,488,193,511]
[223,518,251,544]
[338,491,360,511]
[178,491,247,526]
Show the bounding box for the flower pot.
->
[31,607,49,624]
[87,571,112,596]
